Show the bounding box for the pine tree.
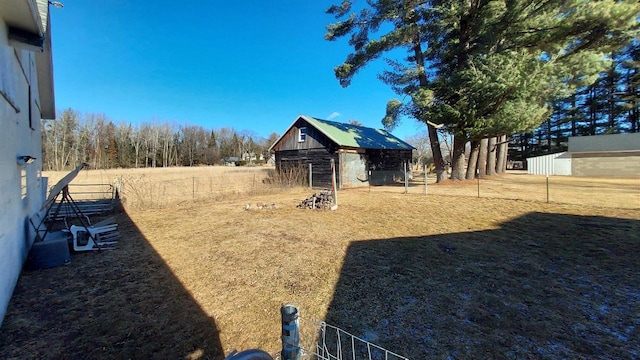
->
[325,0,448,181]
[326,0,640,181]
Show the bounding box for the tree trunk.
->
[466,140,480,180]
[428,125,447,182]
[486,136,497,176]
[450,134,467,181]
[496,134,507,174]
[411,35,446,182]
[501,135,509,173]
[629,68,639,132]
[571,96,577,136]
[134,142,140,168]
[478,138,488,177]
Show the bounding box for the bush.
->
[264,164,308,187]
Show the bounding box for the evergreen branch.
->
[326,0,353,17]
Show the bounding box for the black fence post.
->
[281,304,301,360]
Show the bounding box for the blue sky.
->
[49,1,427,140]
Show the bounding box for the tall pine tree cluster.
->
[325,0,640,181]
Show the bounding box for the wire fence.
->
[267,306,409,360]
[47,167,639,210]
[361,170,640,210]
[117,170,298,209]
[298,318,410,360]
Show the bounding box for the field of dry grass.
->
[1,168,639,359]
[44,166,278,209]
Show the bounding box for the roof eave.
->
[35,11,55,119]
[268,114,341,151]
[1,0,46,50]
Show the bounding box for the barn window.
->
[298,127,307,142]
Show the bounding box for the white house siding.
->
[553,153,572,176]
[0,16,47,325]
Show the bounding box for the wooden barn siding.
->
[274,119,333,151]
[275,149,339,188]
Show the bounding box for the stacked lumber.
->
[297,191,334,210]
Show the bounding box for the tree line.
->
[41,109,279,171]
[326,0,639,181]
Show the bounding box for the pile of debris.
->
[297,191,336,210]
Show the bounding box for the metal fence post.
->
[424,164,427,195]
[477,168,480,198]
[309,163,312,188]
[281,304,301,360]
[546,175,550,203]
[404,162,408,194]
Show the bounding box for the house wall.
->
[571,151,640,178]
[0,18,47,325]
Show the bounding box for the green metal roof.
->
[298,115,415,150]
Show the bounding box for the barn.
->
[269,115,414,189]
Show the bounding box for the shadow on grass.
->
[325,212,640,359]
[0,207,224,359]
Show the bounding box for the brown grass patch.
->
[44,166,280,209]
[379,171,640,209]
[2,169,639,359]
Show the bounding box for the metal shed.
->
[526,152,572,176]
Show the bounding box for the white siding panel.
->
[0,15,47,326]
[527,152,571,176]
[554,157,572,176]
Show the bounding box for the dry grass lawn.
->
[1,168,639,359]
